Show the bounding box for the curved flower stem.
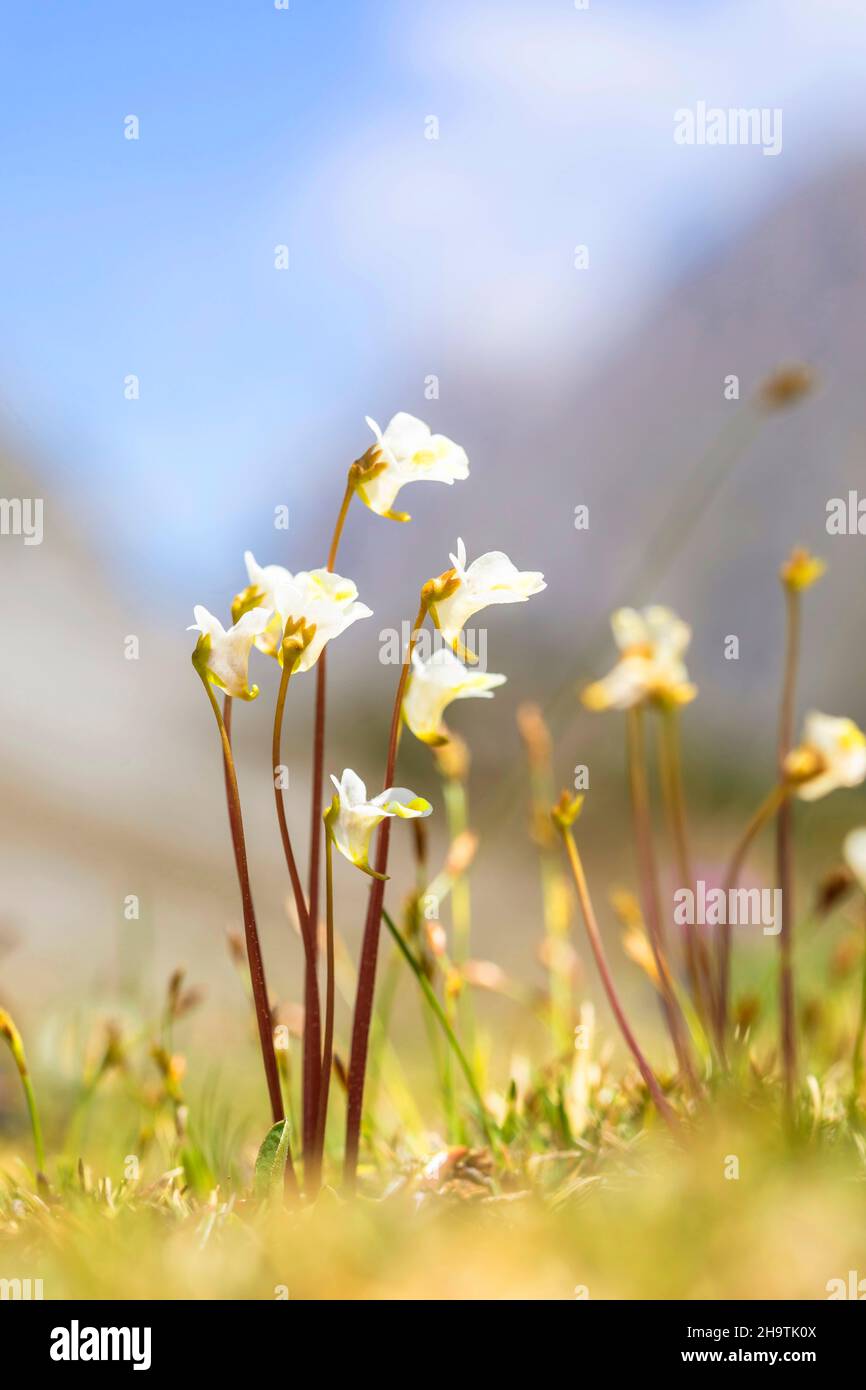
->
[306,481,355,1147]
[314,828,337,1168]
[195,669,289,1144]
[714,782,790,1054]
[273,654,321,1190]
[327,480,354,572]
[658,708,716,1036]
[381,908,501,1158]
[0,1008,46,1175]
[626,707,699,1095]
[344,596,429,1191]
[555,827,678,1133]
[776,585,800,1113]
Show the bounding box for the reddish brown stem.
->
[306,480,354,1158]
[626,707,699,1095]
[715,783,789,1052]
[343,598,427,1191]
[273,654,320,1192]
[559,826,678,1132]
[197,671,294,1187]
[315,830,336,1165]
[776,586,800,1110]
[657,708,716,1034]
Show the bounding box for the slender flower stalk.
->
[437,756,479,1070]
[714,783,790,1051]
[517,703,574,1053]
[306,478,356,1139]
[0,1008,46,1174]
[551,796,678,1132]
[314,816,337,1166]
[853,920,866,1109]
[774,549,824,1108]
[193,662,288,1137]
[271,622,321,1188]
[626,707,699,1094]
[343,596,430,1189]
[657,707,715,1033]
[776,582,800,1111]
[843,831,866,1108]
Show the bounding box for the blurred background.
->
[2,1,866,1119]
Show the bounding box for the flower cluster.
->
[583,605,697,712]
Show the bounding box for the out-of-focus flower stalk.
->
[551,795,678,1133]
[775,579,801,1113]
[314,812,337,1166]
[714,783,790,1054]
[626,707,700,1095]
[435,736,478,1060]
[411,816,458,1140]
[517,703,574,1053]
[853,922,866,1108]
[0,1007,46,1175]
[657,707,716,1037]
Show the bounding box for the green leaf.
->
[254,1120,291,1199]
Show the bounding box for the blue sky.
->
[2,0,865,602]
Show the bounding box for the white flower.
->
[360,413,469,520]
[429,539,546,660]
[403,647,506,745]
[327,769,432,876]
[785,711,866,802]
[189,605,272,700]
[243,552,372,672]
[583,606,697,712]
[843,827,866,894]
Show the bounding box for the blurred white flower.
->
[327,769,432,877]
[785,711,866,801]
[241,552,372,671]
[403,647,506,745]
[583,605,697,712]
[429,538,546,661]
[359,412,469,521]
[843,827,866,893]
[189,605,272,701]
